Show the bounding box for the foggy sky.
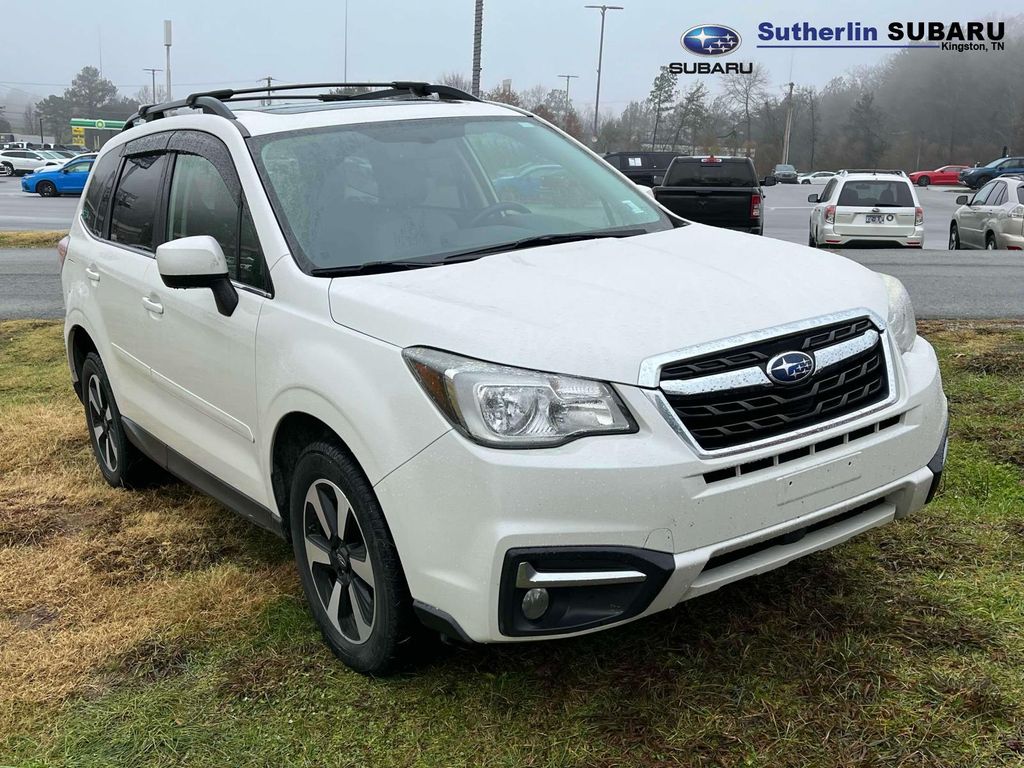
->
[0,0,1010,113]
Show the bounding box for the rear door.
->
[959,181,997,248]
[833,179,917,238]
[981,181,1009,245]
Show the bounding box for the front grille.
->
[660,318,889,451]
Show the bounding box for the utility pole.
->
[163,20,173,100]
[343,0,349,80]
[471,0,484,97]
[557,74,578,127]
[39,117,44,145]
[143,68,162,103]
[584,4,623,143]
[261,76,275,106]
[781,81,795,165]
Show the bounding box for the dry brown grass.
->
[0,230,66,248]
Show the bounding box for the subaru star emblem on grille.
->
[766,351,815,385]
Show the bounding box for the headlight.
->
[403,347,637,448]
[880,273,917,353]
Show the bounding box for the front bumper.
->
[377,335,947,643]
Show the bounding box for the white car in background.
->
[0,149,63,176]
[60,81,947,674]
[949,175,1024,250]
[799,171,836,185]
[808,170,924,248]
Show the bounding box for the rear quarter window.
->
[81,147,123,238]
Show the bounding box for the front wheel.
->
[0,162,12,176]
[949,223,960,250]
[917,176,930,187]
[37,180,57,197]
[290,441,415,675]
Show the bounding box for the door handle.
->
[142,296,164,315]
[84,265,100,282]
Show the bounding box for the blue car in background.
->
[959,156,1024,190]
[21,153,96,196]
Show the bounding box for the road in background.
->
[0,177,79,231]
[3,245,1021,322]
[763,181,964,248]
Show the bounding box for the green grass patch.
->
[0,231,66,248]
[1,319,1022,767]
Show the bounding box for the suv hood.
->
[327,225,890,385]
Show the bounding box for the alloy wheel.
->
[949,226,959,250]
[87,374,118,473]
[0,163,12,177]
[302,478,376,645]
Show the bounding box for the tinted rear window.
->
[837,181,914,207]
[665,160,757,187]
[81,147,122,238]
[109,153,168,251]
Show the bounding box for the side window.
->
[821,178,838,201]
[1018,187,1024,205]
[109,152,169,251]
[81,147,123,238]
[990,182,1008,206]
[167,153,239,277]
[972,182,995,206]
[67,161,93,174]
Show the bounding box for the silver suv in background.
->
[949,175,1024,250]
[808,170,924,249]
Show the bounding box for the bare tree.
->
[438,72,472,92]
[722,65,768,156]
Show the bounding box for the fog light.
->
[521,588,549,620]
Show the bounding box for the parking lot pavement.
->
[2,244,1020,322]
[0,248,63,320]
[763,181,966,248]
[0,177,79,231]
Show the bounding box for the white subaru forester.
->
[59,82,948,674]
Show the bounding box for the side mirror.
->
[637,184,657,199]
[956,195,970,205]
[156,235,238,317]
[807,193,819,203]
[763,175,778,186]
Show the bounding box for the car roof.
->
[838,172,909,182]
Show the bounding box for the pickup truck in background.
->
[653,156,771,235]
[603,151,679,187]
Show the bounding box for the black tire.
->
[80,352,156,488]
[949,223,960,250]
[289,440,415,675]
[917,176,930,187]
[808,229,817,247]
[986,232,997,250]
[0,162,12,177]
[37,180,57,197]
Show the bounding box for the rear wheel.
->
[37,180,57,197]
[948,223,960,250]
[986,232,998,250]
[917,176,930,187]
[808,229,817,247]
[80,353,156,488]
[290,441,415,675]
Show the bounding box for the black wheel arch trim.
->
[121,416,285,538]
[412,600,475,644]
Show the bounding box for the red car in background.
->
[907,165,968,187]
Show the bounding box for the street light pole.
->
[471,0,484,97]
[557,74,578,127]
[143,68,162,103]
[163,20,173,100]
[343,0,349,80]
[584,4,622,142]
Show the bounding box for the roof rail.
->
[121,81,480,132]
[838,169,907,176]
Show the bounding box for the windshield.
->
[984,158,1005,168]
[664,160,757,187]
[837,180,915,207]
[775,164,796,172]
[251,116,672,272]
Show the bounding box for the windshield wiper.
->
[440,228,649,262]
[310,260,439,277]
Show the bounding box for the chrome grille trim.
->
[814,329,879,370]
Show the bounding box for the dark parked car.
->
[603,151,678,187]
[771,163,798,184]
[960,157,1024,189]
[653,155,768,235]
